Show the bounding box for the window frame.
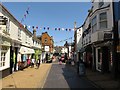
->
[0,46,8,67]
[44,38,48,43]
[99,12,107,29]
[91,16,97,33]
[18,28,21,40]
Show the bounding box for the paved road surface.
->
[43,63,98,89]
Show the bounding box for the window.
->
[44,38,48,43]
[18,28,21,40]
[25,35,27,43]
[0,16,10,34]
[91,16,97,33]
[0,16,7,25]
[99,0,104,7]
[6,18,10,33]
[99,12,107,29]
[0,46,8,67]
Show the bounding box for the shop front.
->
[0,36,11,77]
[10,41,21,73]
[19,46,35,68]
[94,42,112,73]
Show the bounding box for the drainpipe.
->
[111,1,119,79]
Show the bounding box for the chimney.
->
[51,36,53,40]
[33,26,36,37]
[74,21,77,30]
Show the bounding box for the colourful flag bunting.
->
[32,26,34,29]
[58,28,60,31]
[28,26,30,28]
[26,10,29,14]
[36,26,38,29]
[24,14,26,18]
[55,28,57,30]
[47,27,49,30]
[62,28,64,31]
[69,29,71,31]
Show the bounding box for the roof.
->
[0,3,33,36]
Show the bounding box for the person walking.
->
[31,58,35,68]
[36,59,40,69]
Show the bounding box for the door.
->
[96,47,102,72]
[10,46,13,74]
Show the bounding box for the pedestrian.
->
[17,52,23,70]
[27,58,31,67]
[31,58,35,68]
[13,51,16,72]
[36,59,40,69]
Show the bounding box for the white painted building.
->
[61,47,68,54]
[76,1,120,75]
[76,27,83,61]
[0,4,41,77]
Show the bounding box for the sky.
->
[2,2,92,46]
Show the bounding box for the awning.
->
[19,46,35,54]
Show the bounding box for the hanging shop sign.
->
[104,33,112,40]
[45,46,49,52]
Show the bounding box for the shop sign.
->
[45,46,49,52]
[117,45,120,52]
[104,33,112,40]
[14,43,20,47]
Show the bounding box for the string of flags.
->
[55,37,72,44]
[21,7,30,23]
[19,6,75,32]
[30,25,75,31]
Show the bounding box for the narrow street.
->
[43,62,98,89]
[1,2,120,90]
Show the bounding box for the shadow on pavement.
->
[61,63,100,89]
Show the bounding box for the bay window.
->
[99,12,107,29]
[91,16,97,33]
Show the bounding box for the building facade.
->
[0,4,41,77]
[38,32,54,61]
[75,0,120,78]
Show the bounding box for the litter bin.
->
[78,62,86,76]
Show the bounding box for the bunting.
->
[55,37,72,44]
[19,6,75,32]
[20,6,30,23]
[25,25,75,31]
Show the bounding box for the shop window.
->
[99,12,107,29]
[0,46,8,67]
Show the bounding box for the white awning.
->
[19,46,35,54]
